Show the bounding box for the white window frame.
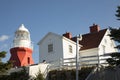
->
[48,44,53,53]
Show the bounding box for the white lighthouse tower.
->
[10,24,34,67]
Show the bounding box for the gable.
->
[98,29,118,52]
[71,29,107,50]
[37,32,61,45]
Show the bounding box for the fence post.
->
[59,58,63,69]
[97,54,100,71]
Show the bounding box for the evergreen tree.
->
[107,6,120,66]
[0,51,13,80]
[0,66,30,80]
[8,67,30,80]
[116,6,120,20]
[0,51,12,75]
[34,70,45,80]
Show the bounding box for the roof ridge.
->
[82,28,108,36]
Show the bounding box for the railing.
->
[48,54,111,71]
[10,41,34,50]
[43,54,112,80]
[43,64,50,79]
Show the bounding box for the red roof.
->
[80,29,107,50]
[71,29,107,50]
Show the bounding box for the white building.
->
[38,32,81,66]
[38,24,118,66]
[78,24,118,65]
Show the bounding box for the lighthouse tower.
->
[10,24,34,67]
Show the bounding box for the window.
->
[69,45,72,53]
[28,57,30,64]
[48,44,53,53]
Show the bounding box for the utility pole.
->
[76,34,82,80]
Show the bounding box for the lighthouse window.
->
[17,34,20,37]
[21,34,24,39]
[28,57,30,64]
[15,34,18,38]
[21,33,23,37]
[48,44,53,53]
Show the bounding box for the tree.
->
[109,27,120,49]
[0,51,6,58]
[8,67,30,80]
[109,6,120,47]
[0,66,31,80]
[107,52,120,66]
[0,51,13,79]
[116,6,120,20]
[34,70,45,80]
[106,6,120,66]
[0,51,13,74]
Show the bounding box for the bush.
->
[34,70,45,80]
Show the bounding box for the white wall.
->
[80,48,99,65]
[99,30,118,55]
[39,33,63,65]
[62,37,77,59]
[80,48,98,57]
[29,63,49,78]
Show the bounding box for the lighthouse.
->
[10,24,34,67]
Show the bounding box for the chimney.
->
[63,32,72,39]
[90,24,100,33]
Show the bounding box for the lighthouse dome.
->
[17,24,29,33]
[13,24,33,49]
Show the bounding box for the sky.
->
[0,0,120,63]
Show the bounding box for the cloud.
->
[0,35,9,42]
